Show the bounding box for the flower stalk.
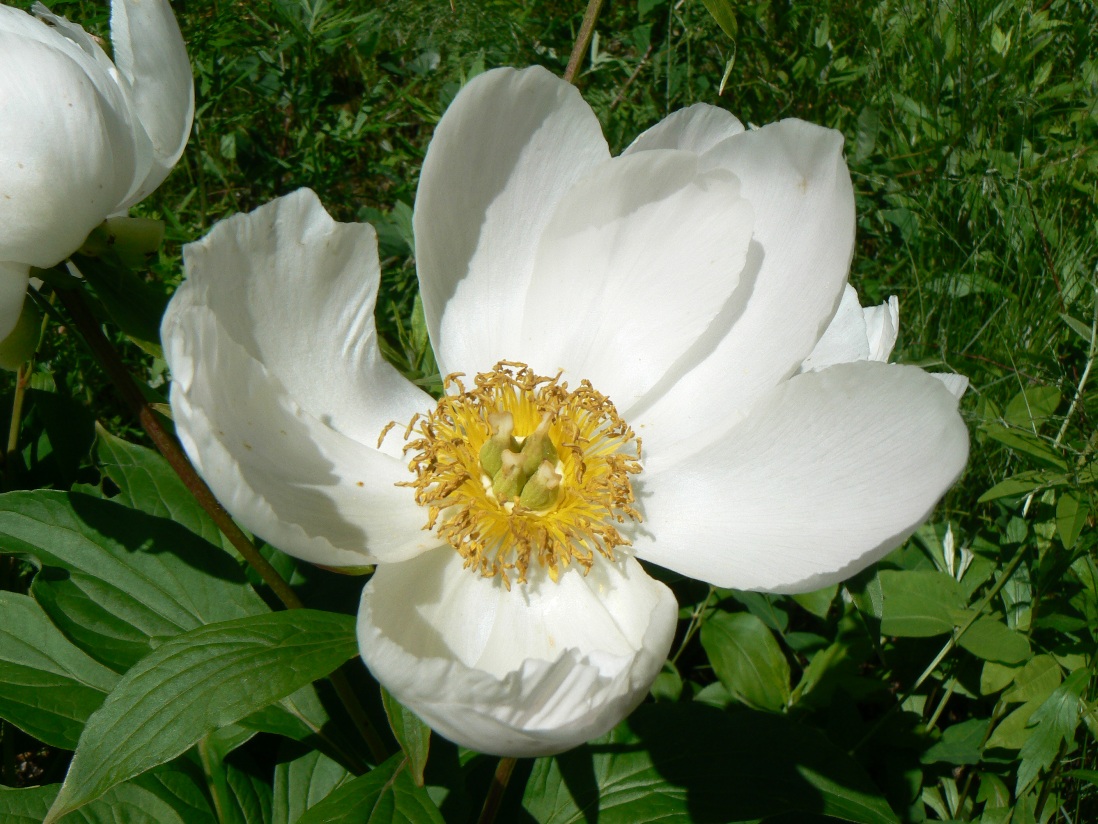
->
[477,756,518,824]
[52,281,390,765]
[563,0,606,83]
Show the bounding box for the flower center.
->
[384,361,642,587]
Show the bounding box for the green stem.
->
[563,0,605,83]
[670,586,716,666]
[53,282,390,765]
[53,284,304,611]
[4,362,29,489]
[477,757,517,824]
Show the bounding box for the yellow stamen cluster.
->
[386,361,642,587]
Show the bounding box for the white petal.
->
[931,372,969,399]
[520,150,753,407]
[630,119,855,464]
[0,23,136,266]
[623,103,744,155]
[799,285,869,372]
[163,303,438,567]
[0,263,30,342]
[357,548,677,757]
[172,189,432,457]
[634,362,969,593]
[864,295,899,362]
[110,0,194,204]
[415,66,610,376]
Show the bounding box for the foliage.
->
[1,0,1096,821]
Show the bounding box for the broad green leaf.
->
[700,611,790,711]
[44,611,358,823]
[1002,655,1062,704]
[983,425,1066,470]
[980,661,1019,696]
[96,427,229,551]
[0,491,267,671]
[701,0,737,38]
[855,106,880,161]
[977,470,1064,502]
[879,570,966,637]
[272,746,354,824]
[790,641,855,708]
[0,591,118,748]
[791,584,838,619]
[73,253,169,356]
[381,687,432,786]
[222,753,274,824]
[1056,490,1089,549]
[197,728,272,824]
[1,764,216,824]
[1003,386,1061,428]
[522,704,898,823]
[1016,669,1088,793]
[921,718,988,765]
[957,616,1031,663]
[295,754,444,824]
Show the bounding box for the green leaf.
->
[381,687,431,786]
[700,611,790,711]
[522,704,898,823]
[1059,312,1094,344]
[43,610,358,822]
[72,254,169,356]
[791,584,838,619]
[957,616,1032,663]
[96,427,230,551]
[197,728,272,824]
[1,764,216,824]
[855,106,880,161]
[1056,490,1089,549]
[0,491,267,671]
[1003,386,1061,428]
[790,641,855,708]
[980,661,1020,696]
[983,424,1066,470]
[701,0,737,38]
[921,718,988,765]
[272,746,354,824]
[879,570,966,637]
[1002,655,1062,704]
[978,470,1064,502]
[1016,669,1088,793]
[0,591,118,748]
[295,754,444,824]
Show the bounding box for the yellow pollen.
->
[385,361,642,587]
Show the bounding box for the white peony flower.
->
[161,66,969,757]
[0,0,194,339]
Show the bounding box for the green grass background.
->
[5,0,1097,820]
